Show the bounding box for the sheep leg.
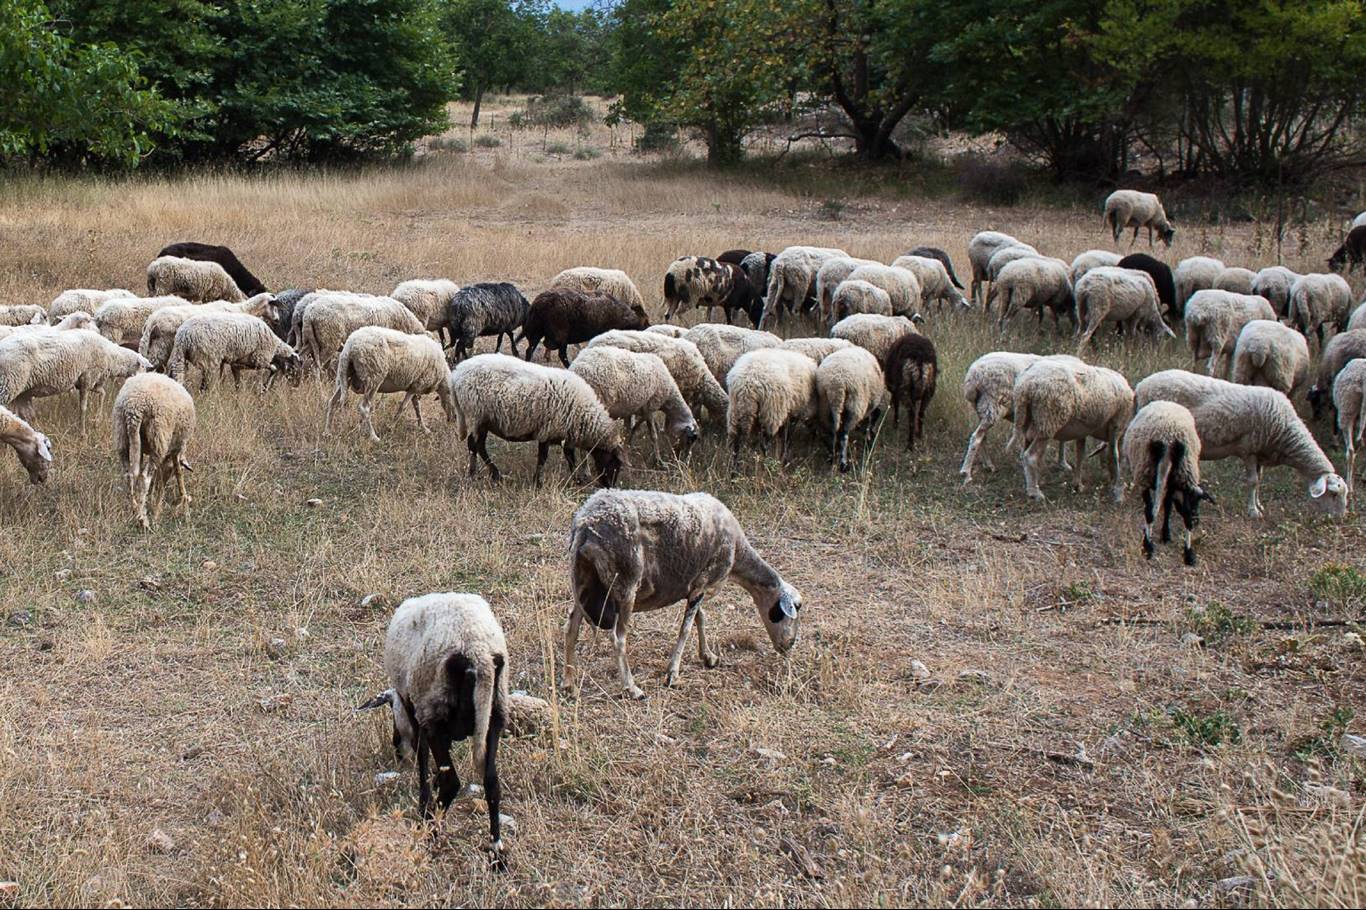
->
[1071,438,1087,492]
[135,467,153,530]
[665,595,705,687]
[358,392,381,443]
[484,711,504,855]
[428,737,460,810]
[613,608,645,700]
[1177,496,1199,566]
[1022,437,1047,501]
[323,385,344,435]
[558,346,570,368]
[561,606,584,694]
[471,430,500,482]
[78,387,91,435]
[411,396,429,434]
[534,442,551,488]
[174,458,191,517]
[230,365,243,388]
[416,728,434,821]
[1141,488,1156,559]
[1346,438,1356,494]
[959,416,993,482]
[1243,457,1264,518]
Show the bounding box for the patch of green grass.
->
[473,134,501,148]
[1309,563,1366,608]
[1059,581,1095,605]
[1290,705,1354,760]
[573,146,600,161]
[1169,707,1242,748]
[1188,601,1256,641]
[546,141,572,155]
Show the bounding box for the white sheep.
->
[1102,190,1175,246]
[1122,401,1212,565]
[449,353,625,487]
[0,311,98,342]
[1174,256,1225,314]
[830,313,920,365]
[958,352,1084,482]
[1214,266,1256,295]
[551,267,647,316]
[1251,266,1300,318]
[0,328,149,428]
[645,324,688,339]
[726,348,819,469]
[569,345,699,457]
[0,405,53,485]
[1068,249,1122,285]
[989,257,1073,332]
[48,288,134,323]
[391,278,461,335]
[0,305,46,327]
[814,256,880,326]
[1288,272,1353,349]
[890,254,970,311]
[831,279,893,321]
[1308,330,1366,420]
[1183,289,1275,376]
[324,326,455,442]
[586,329,729,420]
[146,255,246,303]
[1347,301,1366,333]
[1332,358,1366,493]
[985,243,1040,283]
[1074,266,1174,353]
[816,345,884,472]
[137,293,276,371]
[566,490,802,699]
[1135,369,1348,518]
[112,373,196,529]
[1231,319,1310,398]
[761,246,848,328]
[94,295,192,348]
[967,231,1021,307]
[298,294,425,375]
[778,336,853,363]
[682,323,781,385]
[167,312,300,392]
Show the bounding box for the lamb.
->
[157,242,266,296]
[989,257,1074,332]
[814,256,880,326]
[1074,266,1174,353]
[94,295,193,348]
[682,323,781,385]
[0,305,46,327]
[1288,272,1353,348]
[883,333,937,451]
[0,405,52,485]
[112,373,195,529]
[1174,256,1225,318]
[1328,225,1366,273]
[664,257,762,327]
[522,288,648,367]
[1009,358,1133,502]
[146,256,246,303]
[1069,249,1122,285]
[890,254,970,311]
[1135,370,1350,518]
[904,246,964,290]
[1118,253,1177,318]
[760,245,848,327]
[1214,267,1257,295]
[726,348,819,469]
[830,314,920,365]
[569,346,698,456]
[1307,329,1366,420]
[48,288,135,323]
[779,337,853,363]
[566,490,802,699]
[586,330,729,420]
[138,293,276,371]
[1102,189,1175,246]
[0,328,150,427]
[1231,319,1310,398]
[445,282,529,361]
[449,353,626,487]
[324,327,455,442]
[550,267,647,318]
[958,352,1086,482]
[832,279,893,321]
[967,231,1021,307]
[391,278,461,336]
[815,345,884,471]
[1122,401,1213,566]
[1183,289,1275,376]
[1332,358,1366,492]
[359,592,509,852]
[1251,266,1299,318]
[298,294,425,375]
[167,312,300,392]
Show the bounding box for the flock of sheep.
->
[3,193,1366,859]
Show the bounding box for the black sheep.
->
[157,242,267,296]
[447,282,530,361]
[883,333,938,450]
[717,249,751,266]
[265,288,311,341]
[522,289,649,367]
[1118,252,1177,319]
[1329,226,1366,274]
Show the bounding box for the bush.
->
[955,155,1028,206]
[430,136,467,153]
[573,146,600,161]
[1309,564,1366,608]
[635,121,679,154]
[473,134,501,148]
[546,141,571,155]
[525,94,594,130]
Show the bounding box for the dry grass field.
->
[2,106,1366,907]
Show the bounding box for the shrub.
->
[473,134,501,148]
[635,121,680,154]
[1169,707,1242,748]
[955,155,1028,206]
[430,136,467,153]
[573,146,600,161]
[525,94,594,130]
[1309,564,1366,608]
[546,141,571,155]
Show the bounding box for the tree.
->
[442,0,534,128]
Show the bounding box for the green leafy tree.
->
[443,0,534,127]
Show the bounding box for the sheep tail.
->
[1007,395,1032,452]
[334,340,354,396]
[124,409,144,488]
[469,654,501,783]
[571,530,617,630]
[1151,439,1175,521]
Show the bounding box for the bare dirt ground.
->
[1,102,1364,907]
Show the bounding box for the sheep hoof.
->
[624,684,646,701]
[664,671,679,687]
[702,651,720,669]
[1027,490,1046,502]
[1183,547,1197,567]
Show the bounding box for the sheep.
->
[391,278,460,336]
[1214,267,1257,295]
[815,345,884,471]
[286,289,361,347]
[760,245,848,327]
[550,267,647,318]
[682,323,781,385]
[147,256,246,303]
[0,306,47,327]
[359,592,509,852]
[1329,225,1366,273]
[1136,369,1349,518]
[1074,266,1174,353]
[138,293,276,371]
[324,327,455,442]
[1009,359,1133,502]
[1288,273,1353,349]
[883,333,937,451]
[1308,330,1366,420]
[1251,266,1299,318]
[739,251,777,302]
[522,288,648,368]
[645,324,689,338]
[566,490,802,699]
[157,242,266,296]
[445,282,529,361]
[905,245,964,290]
[168,312,300,392]
[726,348,819,469]
[663,256,759,327]
[779,337,853,363]
[831,279,893,321]
[298,294,425,375]
[1122,401,1213,566]
[1103,189,1175,246]
[112,373,195,529]
[449,353,625,487]
[0,405,52,485]
[585,330,730,421]
[0,311,97,341]
[94,295,192,348]
[890,254,970,311]
[716,249,751,265]
[1231,319,1310,398]
[1332,358,1366,493]
[814,256,880,326]
[844,264,921,319]
[1347,301,1366,333]
[1069,249,1122,285]
[985,243,1040,283]
[48,288,135,323]
[967,231,1021,307]
[958,351,1086,482]
[1118,253,1177,318]
[830,313,920,365]
[0,328,150,427]
[1174,256,1225,318]
[989,257,1074,332]
[569,345,698,457]
[1183,289,1276,376]
[1355,212,1366,230]
[266,288,313,341]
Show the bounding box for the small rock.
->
[53,569,71,581]
[257,693,293,713]
[305,498,323,508]
[7,610,31,628]
[498,813,517,835]
[1341,733,1366,758]
[265,637,288,659]
[955,669,992,686]
[201,560,217,571]
[205,808,226,827]
[146,828,175,854]
[74,590,95,605]
[753,747,786,761]
[374,771,402,786]
[910,659,931,681]
[1181,632,1204,647]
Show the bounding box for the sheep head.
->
[10,429,53,484]
[590,444,627,488]
[755,580,802,655]
[1309,472,1349,517]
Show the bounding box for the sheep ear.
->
[356,689,394,711]
[36,435,53,462]
[1310,475,1328,498]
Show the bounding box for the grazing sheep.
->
[1231,319,1310,397]
[726,348,819,469]
[261,288,311,341]
[1135,369,1348,518]
[570,346,698,457]
[958,351,1088,483]
[967,231,1021,308]
[0,305,47,327]
[391,278,461,336]
[1288,272,1353,349]
[831,279,893,321]
[1347,301,1366,333]
[716,249,751,266]
[645,324,689,338]
[325,327,455,442]
[167,312,300,392]
[147,256,246,303]
[1329,225,1366,273]
[445,282,529,361]
[883,333,937,451]
[1174,257,1225,318]
[815,256,881,326]
[682,323,781,385]
[1010,359,1133,502]
[0,329,149,427]
[830,313,920,365]
[286,289,359,347]
[890,254,970,311]
[779,336,853,363]
[1332,358,1366,493]
[1074,266,1174,353]
[905,245,964,290]
[112,373,195,529]
[1103,190,1175,246]
[1183,290,1275,376]
[664,256,761,327]
[1251,266,1299,318]
[1308,329,1366,420]
[985,243,1040,284]
[816,345,884,471]
[990,257,1074,332]
[0,405,52,485]
[48,288,135,323]
[1117,253,1177,318]
[1069,250,1122,285]
[362,592,509,852]
[1214,267,1256,295]
[299,294,425,375]
[157,242,266,296]
[586,329,729,420]
[551,267,647,318]
[761,246,848,327]
[0,311,97,341]
[449,354,625,488]
[137,293,276,371]
[94,295,192,348]
[1123,401,1212,565]
[522,288,648,368]
[566,490,802,699]
[739,251,777,302]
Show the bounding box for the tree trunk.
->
[705,121,743,166]
[470,84,485,129]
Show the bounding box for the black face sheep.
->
[1309,330,1366,420]
[566,490,803,700]
[1103,190,1175,246]
[1122,401,1213,566]
[157,242,267,296]
[815,345,884,471]
[445,282,529,361]
[738,251,777,303]
[325,326,455,442]
[112,373,196,529]
[906,245,964,290]
[883,333,938,451]
[1328,225,1366,274]
[358,592,509,853]
[0,405,52,485]
[264,288,312,341]
[1117,253,1176,318]
[522,288,648,367]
